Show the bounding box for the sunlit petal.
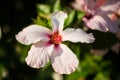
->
[50,44,79,74]
[16,25,52,45]
[51,11,67,33]
[84,0,95,10]
[73,0,88,11]
[71,1,82,11]
[95,0,106,9]
[25,44,54,68]
[101,0,120,14]
[74,0,96,13]
[83,14,120,33]
[62,28,95,43]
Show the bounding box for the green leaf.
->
[32,17,48,27]
[0,65,8,79]
[65,71,87,80]
[64,10,75,27]
[94,72,110,80]
[15,43,30,63]
[36,4,51,14]
[53,0,61,12]
[93,55,102,62]
[80,53,100,74]
[68,43,81,57]
[41,62,51,71]
[77,11,85,20]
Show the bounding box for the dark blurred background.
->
[0,0,50,80]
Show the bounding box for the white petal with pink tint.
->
[51,11,67,32]
[73,0,95,13]
[100,0,120,14]
[25,44,53,68]
[83,15,108,32]
[62,28,95,43]
[95,0,106,9]
[84,0,95,10]
[71,1,82,11]
[50,44,79,74]
[101,15,120,33]
[83,14,120,33]
[74,0,88,11]
[16,25,52,45]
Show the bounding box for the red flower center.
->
[50,32,62,45]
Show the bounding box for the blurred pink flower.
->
[16,11,95,74]
[72,0,120,33]
[90,48,108,56]
[109,13,120,54]
[111,43,120,54]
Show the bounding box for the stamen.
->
[49,32,62,45]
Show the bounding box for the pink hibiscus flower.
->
[72,0,120,33]
[16,11,95,74]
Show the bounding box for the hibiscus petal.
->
[25,44,54,68]
[74,0,96,13]
[16,25,52,45]
[50,44,79,74]
[83,14,120,33]
[95,0,106,9]
[51,11,67,33]
[71,1,83,11]
[100,0,120,14]
[73,0,88,11]
[84,0,96,10]
[62,28,95,43]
